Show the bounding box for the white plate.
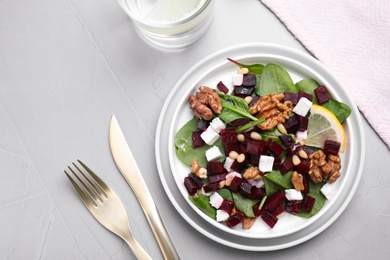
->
[155,43,364,250]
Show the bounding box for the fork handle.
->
[122,232,152,260]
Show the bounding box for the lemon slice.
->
[305,104,346,152]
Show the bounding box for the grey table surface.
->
[0,0,389,259]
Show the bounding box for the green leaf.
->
[263,176,284,196]
[227,58,265,74]
[236,117,265,134]
[322,99,352,123]
[265,170,294,190]
[295,78,320,104]
[189,195,216,219]
[258,63,298,96]
[231,192,259,217]
[174,117,225,167]
[217,92,258,122]
[296,182,327,218]
[217,188,233,201]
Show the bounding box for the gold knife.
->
[109,115,179,260]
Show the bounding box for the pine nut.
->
[237,68,249,74]
[229,151,239,160]
[225,175,234,186]
[277,123,288,135]
[250,132,262,141]
[237,134,245,142]
[237,153,245,163]
[292,154,301,166]
[298,149,308,159]
[219,180,226,189]
[244,96,252,104]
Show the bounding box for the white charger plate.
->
[155,43,364,250]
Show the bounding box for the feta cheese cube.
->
[285,189,303,201]
[259,155,274,172]
[210,192,224,209]
[321,182,337,200]
[232,74,244,86]
[200,126,220,145]
[247,178,264,188]
[210,117,226,133]
[296,130,308,141]
[205,146,223,162]
[293,97,312,116]
[216,209,230,222]
[223,157,235,172]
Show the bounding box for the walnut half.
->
[189,86,222,121]
[308,150,341,184]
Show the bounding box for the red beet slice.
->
[188,173,204,188]
[246,139,267,154]
[240,182,252,197]
[252,202,265,217]
[229,176,243,192]
[217,81,229,94]
[197,118,209,131]
[323,140,341,155]
[234,86,254,97]
[229,118,251,127]
[279,134,295,147]
[227,213,243,227]
[243,74,256,87]
[267,139,285,157]
[209,173,226,184]
[285,200,301,214]
[220,200,234,213]
[203,182,219,193]
[279,156,294,175]
[298,90,313,102]
[250,186,266,199]
[294,159,310,173]
[265,190,286,211]
[250,154,260,166]
[192,131,205,148]
[302,173,310,194]
[287,142,302,156]
[284,92,299,105]
[301,195,316,212]
[283,115,299,134]
[298,116,308,131]
[261,210,278,228]
[221,129,237,144]
[314,86,329,104]
[184,177,198,195]
[271,204,286,217]
[224,143,239,156]
[272,156,282,170]
[230,160,244,173]
[207,161,224,175]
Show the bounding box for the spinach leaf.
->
[322,99,352,123]
[263,176,284,196]
[189,195,216,219]
[218,92,258,122]
[227,58,265,74]
[296,181,327,218]
[232,192,259,217]
[217,188,233,201]
[295,78,320,104]
[265,170,294,190]
[258,63,298,96]
[174,117,225,167]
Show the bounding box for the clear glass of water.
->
[117,0,214,50]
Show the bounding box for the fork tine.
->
[64,170,97,208]
[77,159,109,197]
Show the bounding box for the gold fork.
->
[64,159,151,260]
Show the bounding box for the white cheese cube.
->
[200,126,220,145]
[259,155,274,172]
[210,117,226,133]
[223,157,235,172]
[210,192,224,209]
[296,130,308,141]
[293,97,312,116]
[205,146,223,162]
[232,74,244,86]
[321,182,337,200]
[247,178,264,188]
[285,189,303,201]
[216,209,230,222]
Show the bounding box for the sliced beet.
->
[203,182,219,193]
[279,156,294,175]
[221,129,237,144]
[230,160,244,173]
[302,173,310,194]
[250,186,266,199]
[271,204,286,217]
[188,173,204,188]
[184,177,198,195]
[250,154,260,166]
[301,195,316,212]
[298,90,313,102]
[285,200,301,214]
[228,118,251,127]
[314,86,329,104]
[323,140,341,155]
[197,118,209,131]
[294,158,310,173]
[234,86,254,97]
[298,116,308,131]
[229,176,243,192]
[207,161,224,175]
[265,190,286,211]
[283,115,299,134]
[287,142,302,156]
[239,182,252,198]
[224,143,239,156]
[267,139,285,157]
[246,139,267,155]
[252,202,265,217]
[249,96,260,107]
[226,213,243,227]
[243,74,256,87]
[279,134,295,147]
[220,199,234,213]
[261,210,278,228]
[217,81,229,94]
[209,173,226,184]
[192,131,205,148]
[272,156,282,170]
[284,92,299,105]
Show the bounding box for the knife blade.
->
[109,115,179,260]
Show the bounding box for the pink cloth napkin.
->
[261,0,390,149]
